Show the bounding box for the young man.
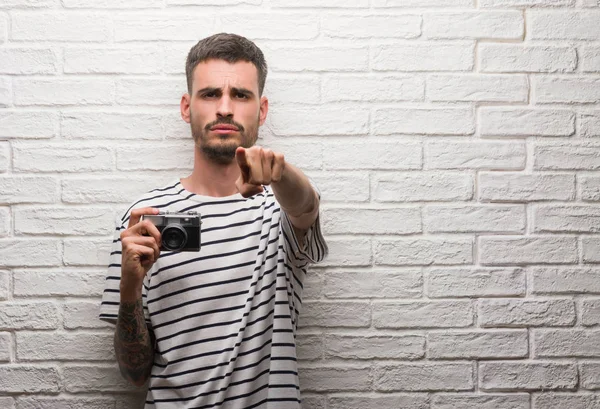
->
[99,33,328,408]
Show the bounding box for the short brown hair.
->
[186,33,268,96]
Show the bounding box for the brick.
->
[0,111,58,139]
[63,365,135,392]
[582,46,600,72]
[424,204,525,233]
[0,48,57,74]
[534,205,600,233]
[0,77,9,107]
[301,396,325,409]
[479,236,578,265]
[535,330,600,357]
[221,14,318,40]
[0,142,8,172]
[0,0,56,7]
[13,269,105,297]
[64,47,161,74]
[0,15,5,44]
[265,45,368,72]
[535,143,600,170]
[427,74,528,102]
[11,12,110,42]
[584,237,600,263]
[265,76,320,105]
[276,138,327,165]
[299,366,371,392]
[374,172,473,202]
[0,398,12,409]
[480,108,575,137]
[479,299,576,327]
[17,332,113,361]
[427,267,525,298]
[581,111,600,137]
[373,301,474,328]
[322,207,421,235]
[582,298,600,325]
[480,362,577,391]
[272,0,367,6]
[15,207,113,236]
[162,109,192,139]
[114,14,215,41]
[303,273,323,300]
[270,107,370,136]
[62,176,173,203]
[0,207,9,237]
[0,332,11,361]
[375,237,473,266]
[324,270,422,299]
[329,395,428,409]
[16,397,115,409]
[0,366,59,393]
[0,239,61,267]
[116,78,183,106]
[534,394,600,409]
[529,11,600,40]
[0,270,8,300]
[64,301,111,329]
[0,176,59,204]
[581,362,600,389]
[374,363,473,391]
[480,44,576,73]
[14,78,113,106]
[432,394,530,409]
[313,238,371,267]
[296,333,322,360]
[533,267,600,294]
[373,0,472,5]
[429,330,528,359]
[323,74,424,102]
[375,107,474,135]
[535,77,600,104]
[116,143,193,171]
[373,42,474,72]
[114,395,146,409]
[323,15,420,38]
[0,302,59,330]
[482,0,573,5]
[64,0,162,7]
[325,334,424,360]
[424,11,523,39]
[298,302,371,328]
[479,173,575,202]
[13,144,113,173]
[305,172,370,203]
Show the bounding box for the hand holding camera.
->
[119,207,162,301]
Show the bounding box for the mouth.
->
[211,125,239,134]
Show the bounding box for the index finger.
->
[128,207,160,229]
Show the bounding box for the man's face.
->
[181,59,268,164]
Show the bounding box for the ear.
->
[259,96,269,126]
[181,93,191,124]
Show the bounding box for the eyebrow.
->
[196,87,255,98]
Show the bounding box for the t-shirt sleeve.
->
[280,181,328,266]
[99,212,152,326]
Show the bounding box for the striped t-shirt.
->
[99,179,327,409]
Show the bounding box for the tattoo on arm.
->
[114,298,155,386]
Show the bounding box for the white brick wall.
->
[0,0,599,408]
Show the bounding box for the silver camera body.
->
[141,211,201,252]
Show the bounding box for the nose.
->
[216,95,233,118]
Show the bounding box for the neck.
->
[181,146,241,197]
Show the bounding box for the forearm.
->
[271,162,319,231]
[114,297,154,387]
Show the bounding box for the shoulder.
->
[118,179,184,224]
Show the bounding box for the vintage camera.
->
[141,211,201,252]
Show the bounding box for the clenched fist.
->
[235,146,286,198]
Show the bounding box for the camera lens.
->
[161,224,188,251]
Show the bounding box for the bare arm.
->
[114,297,155,387]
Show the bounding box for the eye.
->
[203,91,217,98]
[236,92,249,99]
